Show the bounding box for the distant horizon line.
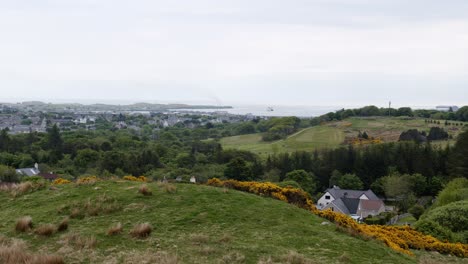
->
[0,98,463,109]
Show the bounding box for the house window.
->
[331,207,334,211]
[325,195,331,200]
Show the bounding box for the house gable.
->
[317,191,335,209]
[323,200,348,214]
[359,194,369,200]
[319,186,384,216]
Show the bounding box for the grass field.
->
[220,117,467,155]
[1,181,464,263]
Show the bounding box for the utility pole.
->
[388,101,391,116]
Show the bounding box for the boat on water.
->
[267,107,274,112]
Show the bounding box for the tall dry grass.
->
[189,233,209,245]
[0,237,63,264]
[63,194,121,219]
[157,182,177,193]
[220,252,245,264]
[15,216,33,233]
[138,185,152,196]
[57,218,69,232]
[258,251,315,264]
[34,224,56,237]
[107,222,123,236]
[10,182,34,197]
[116,250,179,264]
[61,233,97,250]
[129,223,152,238]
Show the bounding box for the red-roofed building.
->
[357,199,386,218]
[38,173,59,181]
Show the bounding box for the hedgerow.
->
[207,178,468,257]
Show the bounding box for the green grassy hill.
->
[220,117,467,155]
[0,181,464,263]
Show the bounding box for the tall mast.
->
[388,101,391,116]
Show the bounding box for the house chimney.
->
[34,163,39,170]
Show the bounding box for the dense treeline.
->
[1,123,467,189]
[264,141,451,196]
[0,124,264,182]
[261,117,302,141]
[312,105,468,125]
[1,107,467,201]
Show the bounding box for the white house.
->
[190,176,197,183]
[317,186,385,219]
[16,163,40,177]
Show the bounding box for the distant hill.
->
[1,101,232,112]
[0,181,455,263]
[220,117,467,155]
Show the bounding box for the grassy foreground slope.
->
[220,117,467,155]
[0,181,465,263]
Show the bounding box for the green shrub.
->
[365,217,381,225]
[408,204,425,220]
[379,211,396,222]
[424,201,468,233]
[414,219,453,242]
[277,180,302,189]
[0,165,19,183]
[21,176,44,183]
[433,178,468,208]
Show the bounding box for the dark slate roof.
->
[342,198,360,214]
[326,186,379,201]
[330,199,349,214]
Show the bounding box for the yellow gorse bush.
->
[207,178,468,257]
[207,178,314,210]
[123,176,148,182]
[53,178,71,185]
[76,176,99,184]
[351,137,383,145]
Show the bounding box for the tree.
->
[406,173,427,196]
[409,204,425,220]
[362,131,369,140]
[448,130,468,178]
[455,106,468,121]
[284,169,317,194]
[99,151,125,174]
[399,129,426,143]
[381,173,419,211]
[421,201,468,242]
[381,174,411,199]
[329,170,342,187]
[0,164,19,182]
[338,173,364,190]
[397,107,413,117]
[427,127,448,141]
[46,124,63,162]
[224,157,252,181]
[370,177,385,196]
[0,129,10,152]
[358,105,380,116]
[74,149,100,169]
[236,123,256,135]
[250,159,264,178]
[432,178,468,208]
[175,153,196,169]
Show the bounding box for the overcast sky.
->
[1,0,467,107]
